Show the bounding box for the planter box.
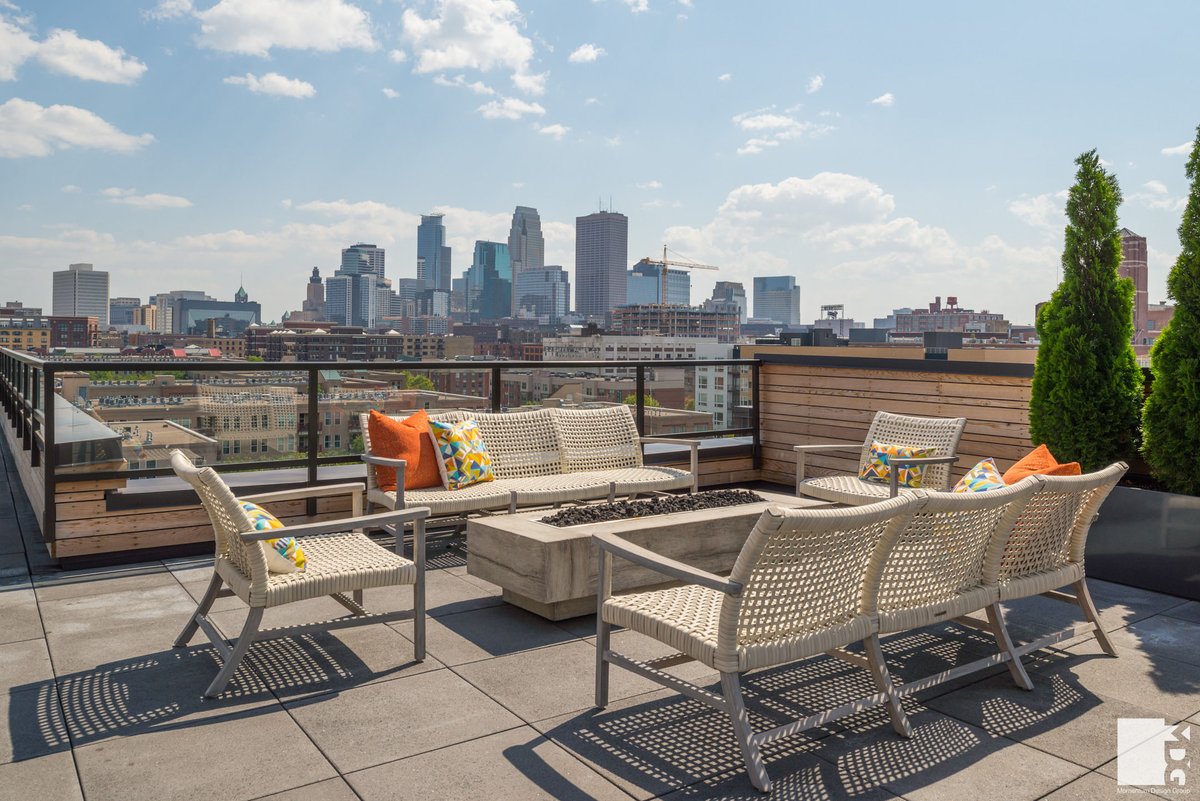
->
[1087,485,1200,601]
[466,491,823,620]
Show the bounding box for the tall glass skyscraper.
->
[753,275,802,324]
[515,266,570,322]
[575,210,628,318]
[465,241,512,321]
[417,214,452,293]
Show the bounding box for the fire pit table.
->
[466,489,826,620]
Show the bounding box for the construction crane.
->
[638,246,718,306]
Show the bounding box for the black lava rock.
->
[540,490,765,528]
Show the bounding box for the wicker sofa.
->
[360,404,699,518]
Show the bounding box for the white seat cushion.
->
[797,475,910,505]
[370,482,512,515]
[572,466,694,495]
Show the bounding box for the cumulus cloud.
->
[191,0,376,57]
[622,0,649,12]
[36,29,147,84]
[381,87,399,99]
[568,43,605,63]
[224,71,316,98]
[806,73,824,94]
[637,180,662,189]
[870,92,894,107]
[477,96,545,120]
[103,187,192,209]
[0,14,39,81]
[432,74,496,95]
[538,123,569,139]
[1143,179,1168,195]
[717,72,731,82]
[145,0,194,19]
[1162,141,1193,156]
[61,184,81,193]
[402,0,544,96]
[0,98,154,158]
[388,48,407,63]
[732,108,834,155]
[1007,190,1067,230]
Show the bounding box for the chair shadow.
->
[7,631,418,762]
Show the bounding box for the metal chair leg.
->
[986,602,1034,690]
[595,549,612,708]
[864,633,914,737]
[205,607,263,698]
[1074,579,1117,656]
[721,672,770,793]
[412,518,426,662]
[175,573,222,647]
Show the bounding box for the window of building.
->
[233,440,241,454]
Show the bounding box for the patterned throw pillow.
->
[427,419,495,490]
[953,458,1006,492]
[859,440,932,489]
[239,501,307,573]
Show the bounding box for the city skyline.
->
[1,2,1198,324]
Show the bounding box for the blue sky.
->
[1,0,1197,325]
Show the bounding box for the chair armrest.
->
[362,454,406,498]
[641,437,701,493]
[887,456,959,497]
[593,532,742,596]
[238,507,431,542]
[795,443,861,488]
[361,454,407,467]
[239,482,364,505]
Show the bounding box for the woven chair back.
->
[550,405,643,473]
[860,411,968,490]
[872,478,1039,619]
[995,462,1128,583]
[466,409,566,479]
[717,496,921,658]
[169,449,268,586]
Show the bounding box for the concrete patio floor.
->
[2,443,1198,800]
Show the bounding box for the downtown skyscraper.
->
[417,214,452,293]
[574,210,628,318]
[508,206,544,315]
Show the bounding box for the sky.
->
[1,0,1198,326]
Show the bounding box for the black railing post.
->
[30,365,40,468]
[306,366,319,516]
[751,361,761,470]
[490,367,501,412]
[635,365,645,434]
[42,364,55,546]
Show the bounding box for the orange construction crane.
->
[639,246,718,306]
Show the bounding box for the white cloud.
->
[193,0,376,57]
[0,98,154,158]
[1143,179,1168,195]
[622,0,649,12]
[1008,190,1067,230]
[585,96,599,104]
[637,180,662,190]
[0,14,37,81]
[870,92,894,107]
[146,0,194,20]
[1162,141,1193,156]
[538,123,569,139]
[731,108,835,156]
[604,135,621,147]
[381,87,399,99]
[61,184,81,193]
[717,72,731,82]
[388,48,407,63]
[402,0,543,96]
[806,73,824,94]
[568,43,605,63]
[36,28,147,84]
[477,97,544,120]
[224,71,315,98]
[103,187,192,209]
[432,74,496,95]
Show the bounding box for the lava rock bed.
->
[540,490,765,527]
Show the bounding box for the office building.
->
[710,281,748,323]
[174,285,262,336]
[892,296,1008,335]
[53,263,110,328]
[1120,228,1149,346]
[514,266,570,322]
[417,214,453,293]
[342,243,385,278]
[109,297,141,326]
[507,207,545,313]
[626,259,690,306]
[303,266,326,320]
[575,210,628,318]
[326,244,386,328]
[152,290,211,334]
[611,304,740,342]
[0,302,42,318]
[464,241,512,321]
[753,276,802,325]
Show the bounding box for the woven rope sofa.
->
[594,461,1127,792]
[361,404,699,519]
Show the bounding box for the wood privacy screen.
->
[750,348,1036,488]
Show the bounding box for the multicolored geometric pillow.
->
[953,458,1006,493]
[239,500,307,573]
[859,440,932,489]
[427,419,494,490]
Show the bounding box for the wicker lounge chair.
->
[794,411,966,504]
[594,497,923,793]
[170,450,430,698]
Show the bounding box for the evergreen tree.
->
[1142,127,1200,494]
[1029,150,1143,471]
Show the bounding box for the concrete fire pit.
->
[466,490,824,620]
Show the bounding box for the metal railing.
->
[0,348,761,548]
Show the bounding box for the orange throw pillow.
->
[367,410,442,492]
[1002,444,1082,485]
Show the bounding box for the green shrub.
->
[1029,149,1143,471]
[1142,127,1200,494]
